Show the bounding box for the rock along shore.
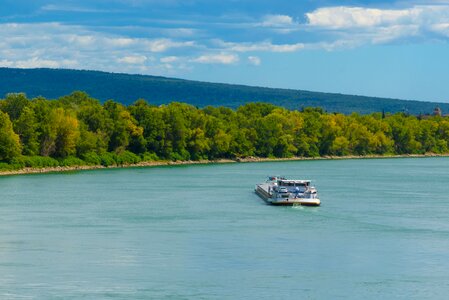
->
[1,154,448,177]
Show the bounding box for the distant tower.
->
[433,106,442,116]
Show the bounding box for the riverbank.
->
[1,153,448,176]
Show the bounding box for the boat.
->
[255,176,320,206]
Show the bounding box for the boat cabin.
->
[277,179,310,193]
[267,176,313,194]
[267,177,312,193]
[277,179,311,187]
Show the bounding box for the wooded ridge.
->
[1,67,449,115]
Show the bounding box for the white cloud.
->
[105,37,136,47]
[192,53,239,64]
[306,6,420,29]
[145,39,195,52]
[261,14,294,27]
[431,22,449,36]
[269,43,305,52]
[0,57,78,69]
[217,40,304,52]
[160,56,180,63]
[118,55,147,64]
[0,22,198,75]
[305,5,449,32]
[304,4,449,47]
[41,4,114,13]
[162,28,198,38]
[65,34,97,47]
[248,56,261,66]
[258,14,299,33]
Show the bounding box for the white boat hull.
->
[255,184,321,206]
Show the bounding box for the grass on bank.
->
[0,151,154,171]
[1,152,449,174]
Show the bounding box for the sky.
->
[1,0,449,102]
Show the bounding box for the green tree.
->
[104,100,144,153]
[331,136,350,156]
[163,103,193,160]
[32,98,58,156]
[0,93,29,121]
[386,114,422,154]
[0,111,22,162]
[295,109,322,157]
[14,106,39,156]
[53,108,80,158]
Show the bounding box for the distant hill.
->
[0,67,447,115]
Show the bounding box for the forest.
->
[1,91,449,170]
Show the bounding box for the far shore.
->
[1,153,448,177]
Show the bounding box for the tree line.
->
[1,91,449,170]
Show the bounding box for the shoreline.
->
[1,153,448,177]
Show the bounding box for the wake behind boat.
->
[255,176,320,206]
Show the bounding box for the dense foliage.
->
[2,67,449,115]
[1,91,449,170]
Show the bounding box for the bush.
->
[59,156,85,167]
[10,156,26,168]
[141,152,159,162]
[170,149,190,161]
[82,152,102,165]
[21,156,60,168]
[0,162,16,171]
[100,152,117,167]
[116,151,141,165]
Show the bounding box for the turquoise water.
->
[1,157,449,299]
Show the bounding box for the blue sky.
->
[1,0,449,102]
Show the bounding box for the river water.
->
[1,157,449,299]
